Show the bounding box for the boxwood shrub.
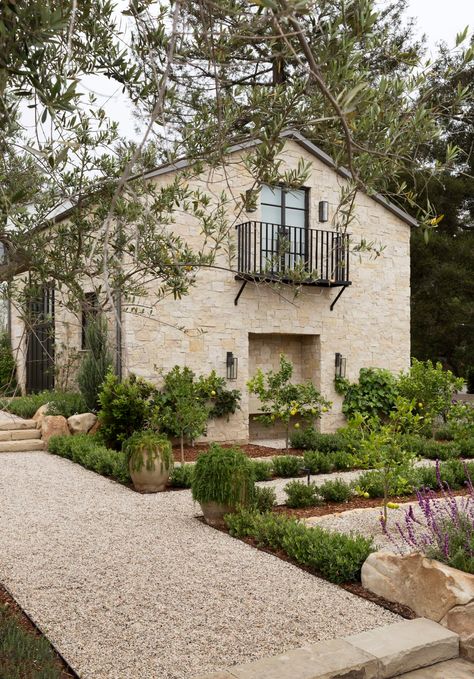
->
[290,427,349,453]
[272,455,303,478]
[284,479,319,508]
[48,434,130,483]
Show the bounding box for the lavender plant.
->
[383,461,474,574]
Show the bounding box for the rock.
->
[88,420,101,435]
[441,602,474,661]
[67,413,97,435]
[41,415,70,445]
[32,404,50,429]
[361,552,474,622]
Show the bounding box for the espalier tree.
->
[0,0,473,325]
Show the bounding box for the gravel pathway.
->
[0,452,401,679]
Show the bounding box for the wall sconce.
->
[335,352,346,378]
[319,200,329,223]
[244,189,258,213]
[226,351,238,380]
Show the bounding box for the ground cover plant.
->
[0,390,86,419]
[225,509,373,584]
[48,434,131,483]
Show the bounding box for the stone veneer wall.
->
[10,138,411,442]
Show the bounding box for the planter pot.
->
[129,454,170,493]
[200,501,235,527]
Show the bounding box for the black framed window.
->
[81,292,98,349]
[260,185,308,228]
[260,185,309,271]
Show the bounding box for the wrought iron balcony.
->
[235,221,351,287]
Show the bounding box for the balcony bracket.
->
[234,279,248,306]
[330,285,348,311]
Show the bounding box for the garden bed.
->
[0,583,77,679]
[173,442,303,461]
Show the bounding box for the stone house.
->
[10,130,416,442]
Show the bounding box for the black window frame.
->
[260,184,310,230]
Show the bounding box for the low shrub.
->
[169,463,195,488]
[421,440,460,461]
[331,450,355,471]
[0,390,86,419]
[48,434,130,483]
[458,437,474,459]
[225,509,374,583]
[434,427,455,441]
[192,445,255,508]
[303,450,335,474]
[356,470,389,498]
[250,459,273,481]
[272,455,303,478]
[253,486,277,513]
[284,480,319,508]
[290,427,348,453]
[317,478,353,503]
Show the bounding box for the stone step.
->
[345,618,459,679]
[395,658,474,678]
[0,429,41,441]
[0,439,45,452]
[0,419,37,431]
[194,619,459,679]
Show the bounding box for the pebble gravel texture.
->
[0,452,401,679]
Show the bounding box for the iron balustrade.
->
[235,221,351,286]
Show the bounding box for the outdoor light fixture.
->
[244,188,258,213]
[335,352,347,378]
[226,351,238,380]
[319,200,329,223]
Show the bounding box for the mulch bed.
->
[0,583,78,678]
[173,442,303,462]
[272,486,472,520]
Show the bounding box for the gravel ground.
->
[0,452,401,679]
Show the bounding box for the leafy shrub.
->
[398,359,464,433]
[284,480,319,508]
[250,459,273,481]
[303,450,335,474]
[225,509,373,583]
[458,438,474,459]
[169,463,195,488]
[192,445,255,507]
[253,486,277,512]
[290,427,348,453]
[0,332,17,396]
[123,430,173,474]
[421,440,460,461]
[77,316,113,411]
[341,367,399,420]
[0,390,86,419]
[317,478,353,503]
[48,434,130,483]
[331,450,354,471]
[272,455,303,478]
[356,470,388,498]
[98,372,158,449]
[196,370,241,419]
[434,427,455,441]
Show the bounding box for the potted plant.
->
[192,444,255,526]
[124,430,173,492]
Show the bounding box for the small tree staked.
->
[247,354,331,452]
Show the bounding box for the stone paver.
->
[395,658,474,678]
[0,452,401,679]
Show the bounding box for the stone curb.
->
[192,619,459,679]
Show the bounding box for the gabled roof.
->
[140,129,418,228]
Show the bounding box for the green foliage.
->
[420,440,460,461]
[253,486,277,513]
[303,450,335,474]
[192,444,255,507]
[398,359,464,432]
[434,427,455,441]
[169,463,195,488]
[0,601,64,679]
[48,434,130,483]
[77,315,113,411]
[284,480,319,508]
[98,372,157,450]
[0,332,17,396]
[290,427,349,453]
[196,370,241,419]
[342,368,399,420]
[447,402,474,441]
[157,366,210,462]
[250,459,273,481]
[272,455,303,478]
[0,390,86,419]
[123,430,173,474]
[427,514,474,574]
[225,510,373,584]
[317,478,353,503]
[248,354,331,451]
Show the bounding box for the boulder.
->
[67,413,97,435]
[361,552,474,621]
[41,415,70,445]
[32,403,50,429]
[441,602,474,661]
[88,420,101,435]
